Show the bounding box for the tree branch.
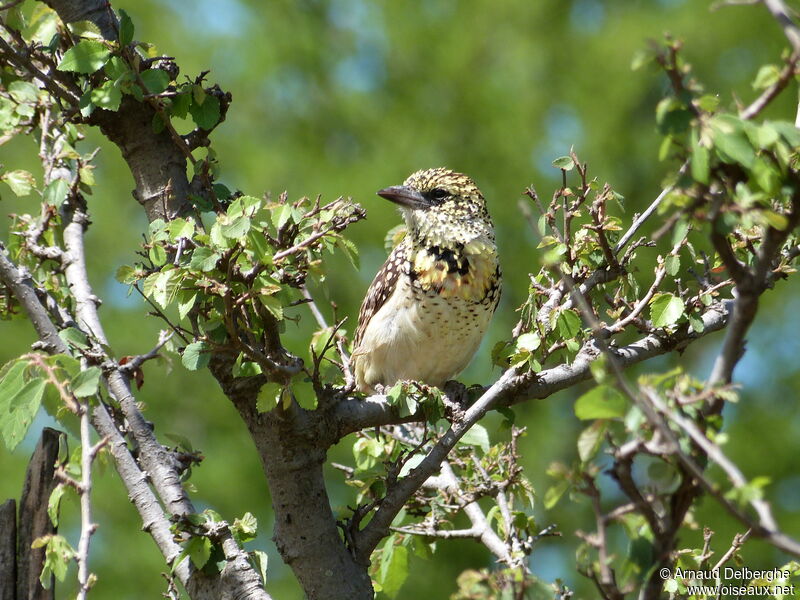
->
[331,301,730,435]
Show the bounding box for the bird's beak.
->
[377,185,429,210]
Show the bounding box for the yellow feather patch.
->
[412,247,497,301]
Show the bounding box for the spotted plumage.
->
[353,168,501,394]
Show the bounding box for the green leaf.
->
[770,120,800,147]
[574,385,628,420]
[148,244,167,266]
[665,255,680,276]
[1,170,36,196]
[104,56,129,80]
[47,484,66,527]
[36,534,75,587]
[250,549,268,585]
[182,342,209,371]
[8,81,38,104]
[551,155,575,170]
[577,420,607,462]
[271,204,292,230]
[378,536,409,598]
[59,327,89,350]
[185,536,212,569]
[650,292,684,328]
[140,69,170,95]
[90,80,122,111]
[556,309,582,338]
[151,269,182,308]
[710,115,756,169]
[256,382,282,413]
[170,92,191,118]
[260,295,283,321]
[43,178,69,207]
[189,247,220,271]
[177,292,197,320]
[220,215,251,239]
[752,64,780,90]
[70,366,101,398]
[515,332,540,352]
[688,313,705,333]
[460,424,490,453]
[1,377,46,451]
[118,9,134,46]
[189,94,220,130]
[696,94,720,113]
[232,512,258,543]
[57,40,111,74]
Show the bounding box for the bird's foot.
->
[443,380,469,422]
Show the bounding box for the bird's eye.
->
[430,188,449,201]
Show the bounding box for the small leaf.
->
[140,68,170,95]
[148,244,167,267]
[43,178,69,207]
[8,81,38,104]
[232,512,258,543]
[577,420,607,462]
[250,550,268,585]
[665,255,680,276]
[220,216,251,239]
[271,204,292,231]
[189,94,220,130]
[256,382,282,413]
[57,40,111,74]
[1,170,36,197]
[752,64,780,90]
[688,313,705,333]
[574,385,628,420]
[551,155,575,170]
[185,536,212,569]
[70,366,101,398]
[48,485,66,527]
[260,295,283,321]
[460,424,490,453]
[556,309,582,338]
[377,536,409,598]
[182,342,209,371]
[1,378,46,451]
[515,332,540,352]
[90,80,122,111]
[650,292,684,328]
[710,115,756,169]
[118,9,134,46]
[189,247,219,272]
[59,327,89,350]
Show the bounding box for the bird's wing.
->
[353,242,407,349]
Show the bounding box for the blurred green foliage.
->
[1,0,798,598]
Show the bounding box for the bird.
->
[352,168,501,394]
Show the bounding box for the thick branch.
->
[36,0,192,220]
[209,358,373,600]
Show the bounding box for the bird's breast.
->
[410,240,499,302]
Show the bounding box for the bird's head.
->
[377,168,495,248]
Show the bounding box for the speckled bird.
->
[352,168,501,394]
